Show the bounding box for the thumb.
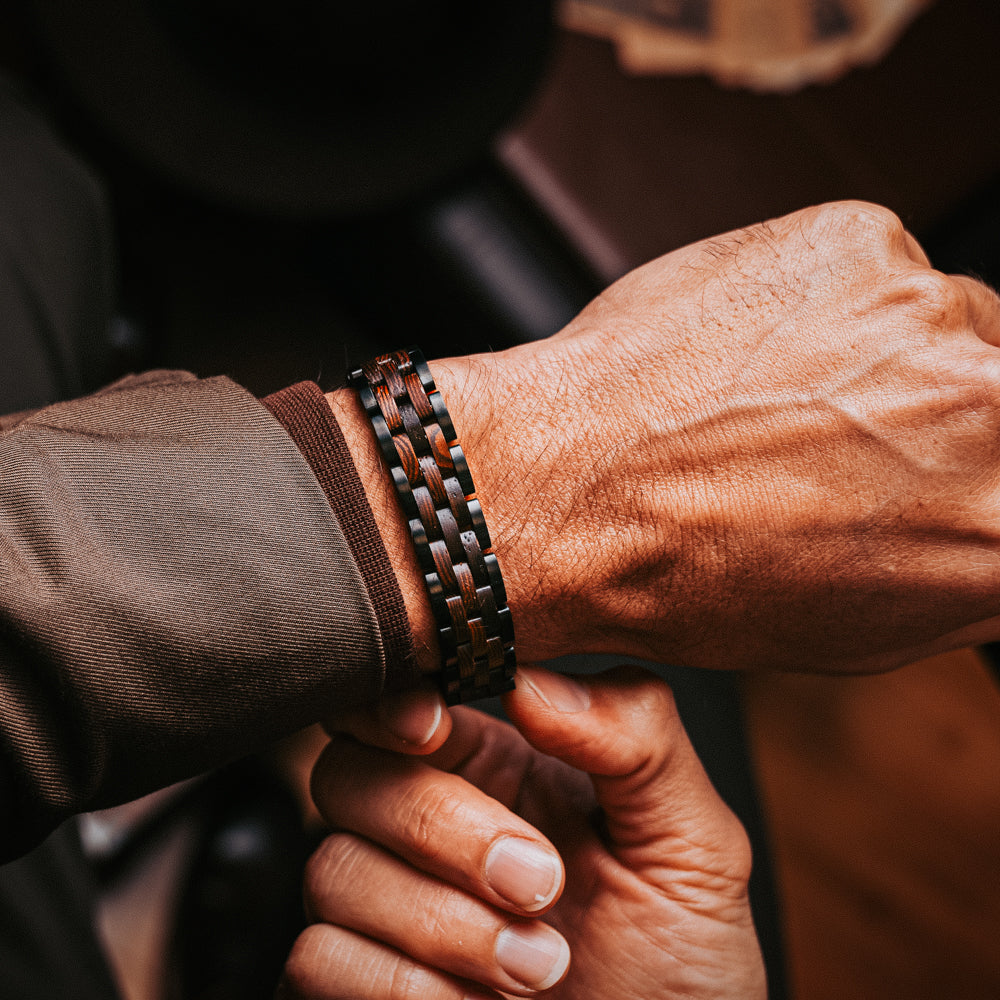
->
[504,664,751,881]
[322,684,452,755]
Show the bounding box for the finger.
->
[504,665,751,883]
[322,684,452,755]
[417,706,594,812]
[845,203,929,266]
[280,922,502,1000]
[310,735,564,916]
[301,833,571,996]
[950,273,1000,346]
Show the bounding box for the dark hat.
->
[27,0,554,218]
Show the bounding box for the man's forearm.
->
[0,373,391,860]
[325,384,442,674]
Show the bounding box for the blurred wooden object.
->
[561,0,935,92]
[745,650,1000,999]
[506,0,1000,274]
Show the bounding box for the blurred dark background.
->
[3,0,999,393]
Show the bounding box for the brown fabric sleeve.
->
[0,373,387,861]
[261,382,417,691]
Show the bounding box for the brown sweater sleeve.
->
[0,372,402,861]
[261,381,416,687]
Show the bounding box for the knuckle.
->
[818,199,904,239]
[645,671,680,722]
[284,924,448,1000]
[413,882,459,941]
[398,782,466,864]
[889,267,966,327]
[282,924,335,997]
[386,955,439,1000]
[797,200,906,258]
[616,664,681,727]
[590,665,685,773]
[304,833,367,904]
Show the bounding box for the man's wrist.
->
[325,347,564,673]
[344,349,515,704]
[324,384,441,676]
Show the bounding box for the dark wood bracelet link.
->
[348,347,516,705]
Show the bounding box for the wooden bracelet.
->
[348,348,516,705]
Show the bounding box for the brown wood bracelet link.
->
[348,347,516,705]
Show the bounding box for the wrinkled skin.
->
[282,666,765,1000]
[421,201,1000,674]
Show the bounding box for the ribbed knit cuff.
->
[262,381,418,692]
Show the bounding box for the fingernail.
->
[485,837,562,912]
[495,922,570,990]
[376,690,443,746]
[520,667,591,713]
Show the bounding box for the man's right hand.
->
[332,200,1000,676]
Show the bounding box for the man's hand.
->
[281,665,765,999]
[333,200,1000,674]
